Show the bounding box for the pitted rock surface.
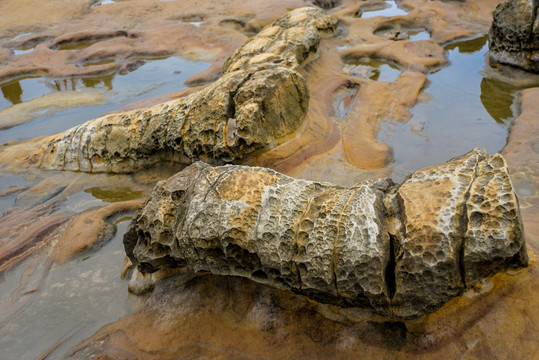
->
[124,148,528,319]
[24,7,337,173]
[488,0,539,73]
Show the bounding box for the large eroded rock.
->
[21,7,337,173]
[488,0,539,73]
[124,149,528,319]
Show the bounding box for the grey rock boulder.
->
[489,0,539,73]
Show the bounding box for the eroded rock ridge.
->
[22,7,337,173]
[124,148,528,319]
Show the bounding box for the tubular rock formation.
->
[20,7,337,173]
[124,148,528,319]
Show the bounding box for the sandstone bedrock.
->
[124,148,528,319]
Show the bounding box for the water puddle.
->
[409,29,430,41]
[54,41,97,52]
[359,1,409,18]
[0,76,50,107]
[178,15,204,27]
[184,21,203,27]
[343,57,401,82]
[374,26,431,41]
[12,48,34,56]
[312,0,343,10]
[378,35,539,181]
[80,57,116,67]
[90,0,124,7]
[0,220,141,360]
[0,56,209,143]
[84,186,144,203]
[0,173,36,214]
[333,84,359,118]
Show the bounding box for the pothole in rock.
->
[90,0,129,8]
[179,15,204,27]
[343,57,401,82]
[4,35,54,57]
[80,57,117,68]
[333,82,359,119]
[374,25,430,41]
[219,18,258,36]
[310,0,343,10]
[12,48,34,56]
[54,41,97,51]
[357,1,409,18]
[219,19,247,31]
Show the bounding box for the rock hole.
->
[332,82,359,119]
[343,56,401,82]
[311,0,342,10]
[171,190,185,203]
[252,270,268,279]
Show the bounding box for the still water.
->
[379,36,537,181]
[0,56,209,143]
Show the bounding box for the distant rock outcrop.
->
[124,149,528,319]
[489,0,539,73]
[21,8,337,173]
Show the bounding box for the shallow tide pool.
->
[378,36,536,181]
[0,56,209,144]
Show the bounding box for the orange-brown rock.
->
[124,149,528,319]
[49,199,142,264]
[341,71,426,169]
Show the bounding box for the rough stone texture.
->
[18,8,337,173]
[387,149,526,318]
[124,148,528,319]
[488,0,539,73]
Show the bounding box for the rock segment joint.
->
[124,149,528,319]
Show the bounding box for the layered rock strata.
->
[19,7,337,173]
[488,0,539,73]
[124,148,528,319]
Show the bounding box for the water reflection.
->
[0,57,209,143]
[1,80,23,105]
[84,186,144,203]
[0,221,137,360]
[374,26,430,41]
[55,41,97,51]
[379,35,538,181]
[480,77,521,124]
[344,57,401,82]
[444,35,488,53]
[359,1,408,18]
[0,76,113,109]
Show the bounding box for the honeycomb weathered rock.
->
[488,0,539,73]
[24,7,337,173]
[124,148,528,319]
